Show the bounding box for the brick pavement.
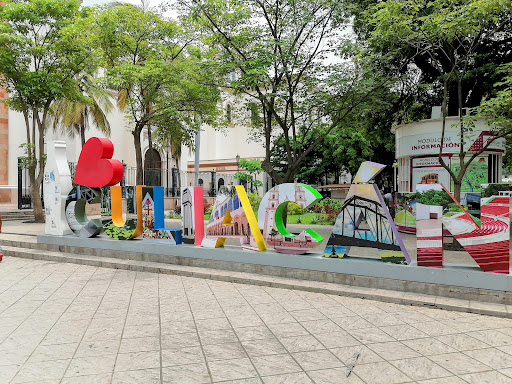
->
[2,258,512,383]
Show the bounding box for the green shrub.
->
[309,198,342,215]
[287,202,305,215]
[166,210,182,219]
[448,203,462,212]
[248,192,262,213]
[204,204,213,215]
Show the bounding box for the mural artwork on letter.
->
[65,186,104,237]
[416,184,510,273]
[202,185,266,251]
[44,141,73,236]
[181,186,204,246]
[104,185,144,240]
[258,183,324,254]
[141,187,182,244]
[323,161,410,264]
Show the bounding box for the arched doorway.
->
[218,178,224,191]
[144,148,162,186]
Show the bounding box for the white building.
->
[392,110,505,194]
[0,87,267,206]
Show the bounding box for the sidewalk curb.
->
[3,245,510,319]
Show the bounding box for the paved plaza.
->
[2,258,512,384]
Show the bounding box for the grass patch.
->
[287,213,333,225]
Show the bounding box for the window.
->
[488,154,500,183]
[198,178,203,186]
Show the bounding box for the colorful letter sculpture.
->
[181,186,204,246]
[44,141,73,236]
[416,184,510,273]
[202,186,266,251]
[258,183,324,254]
[73,137,124,188]
[65,186,104,237]
[104,185,144,240]
[323,161,410,264]
[141,187,182,244]
[41,135,512,278]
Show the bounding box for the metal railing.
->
[69,161,238,197]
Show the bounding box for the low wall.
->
[37,234,512,304]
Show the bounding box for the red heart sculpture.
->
[73,137,124,188]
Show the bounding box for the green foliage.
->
[287,212,335,225]
[310,215,320,225]
[410,190,453,209]
[50,73,113,146]
[90,3,222,183]
[473,63,512,138]
[362,0,512,199]
[287,203,305,216]
[234,158,263,192]
[448,203,463,212]
[0,0,97,109]
[103,221,136,240]
[166,210,182,219]
[180,0,394,183]
[17,143,45,169]
[204,204,214,221]
[313,198,343,214]
[0,0,97,221]
[482,183,512,198]
[247,191,261,213]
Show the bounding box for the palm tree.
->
[51,73,114,147]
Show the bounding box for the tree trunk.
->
[453,180,462,203]
[147,125,153,168]
[80,124,86,147]
[31,116,46,223]
[176,155,181,190]
[133,127,143,185]
[29,165,44,222]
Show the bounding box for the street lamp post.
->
[165,144,170,197]
[211,169,216,196]
[236,154,240,185]
[393,160,398,193]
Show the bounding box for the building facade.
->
[392,114,505,195]
[0,87,267,206]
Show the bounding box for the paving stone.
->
[2,256,512,384]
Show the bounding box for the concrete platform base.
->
[30,234,512,305]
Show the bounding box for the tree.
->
[473,63,512,176]
[0,0,97,221]
[365,0,512,200]
[349,0,512,116]
[51,73,113,147]
[181,0,392,184]
[234,158,263,193]
[269,81,403,187]
[93,4,221,185]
